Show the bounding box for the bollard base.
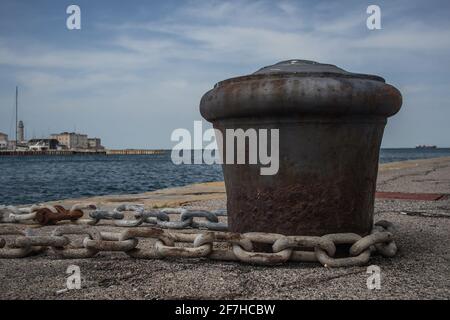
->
[220,116,386,236]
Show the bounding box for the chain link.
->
[50,225,101,258]
[314,233,372,268]
[273,235,336,262]
[231,232,292,265]
[0,225,34,258]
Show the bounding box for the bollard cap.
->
[253,60,385,81]
[200,59,402,121]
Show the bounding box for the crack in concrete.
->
[398,211,450,219]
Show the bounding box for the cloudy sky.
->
[0,0,449,148]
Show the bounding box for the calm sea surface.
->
[1,148,450,205]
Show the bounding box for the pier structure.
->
[0,149,166,156]
[0,150,106,156]
[106,149,166,155]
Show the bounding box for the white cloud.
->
[355,25,450,51]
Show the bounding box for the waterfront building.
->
[7,140,15,150]
[18,120,25,143]
[50,132,88,149]
[8,140,28,151]
[0,132,8,149]
[28,139,61,151]
[87,138,104,150]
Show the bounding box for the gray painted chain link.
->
[0,219,398,267]
[0,204,48,223]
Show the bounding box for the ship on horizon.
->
[415,144,437,149]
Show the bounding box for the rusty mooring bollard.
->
[200,60,402,236]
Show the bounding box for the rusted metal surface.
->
[375,191,446,201]
[35,206,84,225]
[200,60,402,236]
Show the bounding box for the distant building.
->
[7,140,28,150]
[87,138,104,150]
[7,140,16,150]
[18,120,25,143]
[28,139,60,151]
[50,132,88,149]
[0,132,8,149]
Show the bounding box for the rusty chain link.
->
[1,204,96,225]
[0,217,398,267]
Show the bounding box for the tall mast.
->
[15,86,18,150]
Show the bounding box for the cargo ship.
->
[415,145,437,149]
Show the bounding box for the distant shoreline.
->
[36,155,450,208]
[0,149,167,156]
[2,152,450,206]
[1,147,450,156]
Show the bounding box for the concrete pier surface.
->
[1,157,449,299]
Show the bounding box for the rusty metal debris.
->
[0,220,397,267]
[35,206,83,225]
[1,204,96,225]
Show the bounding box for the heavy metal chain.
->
[0,216,397,267]
[0,204,228,231]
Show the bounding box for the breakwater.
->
[106,149,166,155]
